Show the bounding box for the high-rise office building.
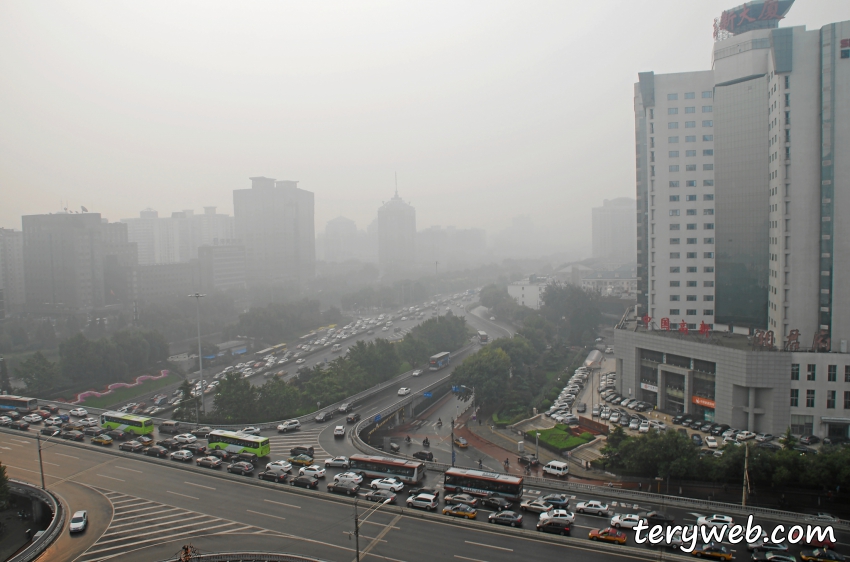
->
[122,207,234,265]
[0,228,25,315]
[619,1,850,439]
[591,198,637,262]
[22,212,105,312]
[377,191,416,270]
[233,177,315,285]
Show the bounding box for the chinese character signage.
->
[714,0,795,38]
[660,318,670,331]
[692,396,716,409]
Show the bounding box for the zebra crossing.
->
[266,426,330,461]
[409,419,464,430]
[77,488,282,562]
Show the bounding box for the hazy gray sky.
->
[2,1,848,249]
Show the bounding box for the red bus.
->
[348,454,425,485]
[443,468,524,502]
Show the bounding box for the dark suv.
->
[536,518,571,536]
[290,446,315,457]
[314,411,334,423]
[412,451,434,461]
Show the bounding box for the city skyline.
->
[2,1,848,252]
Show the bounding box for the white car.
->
[576,500,609,516]
[69,510,88,533]
[520,499,554,513]
[23,414,43,423]
[737,430,757,441]
[240,427,261,436]
[295,359,306,364]
[539,509,575,523]
[170,450,194,462]
[638,420,650,433]
[333,425,345,438]
[696,514,734,528]
[299,465,326,478]
[324,456,350,468]
[175,433,197,444]
[266,460,292,472]
[69,408,88,417]
[650,420,667,431]
[611,513,642,529]
[277,420,301,433]
[397,388,411,396]
[412,370,422,377]
[333,471,364,485]
[0,416,12,426]
[370,478,404,492]
[45,416,64,426]
[705,436,718,448]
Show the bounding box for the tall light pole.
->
[36,431,59,489]
[189,293,206,420]
[536,431,540,462]
[354,497,392,562]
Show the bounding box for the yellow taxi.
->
[691,543,733,561]
[442,503,477,519]
[588,527,627,545]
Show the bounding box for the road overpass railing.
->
[155,553,334,562]
[7,479,64,562]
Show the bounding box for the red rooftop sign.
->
[713,0,795,39]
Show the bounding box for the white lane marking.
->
[167,490,198,500]
[56,453,79,459]
[103,514,207,536]
[9,438,29,444]
[6,442,23,446]
[184,481,215,490]
[264,498,301,509]
[42,461,59,466]
[454,557,488,562]
[465,541,513,552]
[115,466,142,473]
[96,474,125,482]
[348,532,387,542]
[0,446,11,450]
[248,509,285,521]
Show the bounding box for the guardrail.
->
[155,553,333,562]
[7,479,64,562]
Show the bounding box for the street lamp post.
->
[536,431,540,462]
[354,497,392,562]
[189,293,206,421]
[36,431,59,490]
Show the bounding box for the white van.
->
[331,344,342,352]
[542,460,569,477]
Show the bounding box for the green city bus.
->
[207,430,271,458]
[100,412,155,435]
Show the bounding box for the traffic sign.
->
[374,414,382,422]
[452,386,459,392]
[423,392,432,398]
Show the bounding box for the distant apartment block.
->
[122,207,234,265]
[507,278,550,310]
[198,243,246,292]
[0,228,25,315]
[591,198,636,262]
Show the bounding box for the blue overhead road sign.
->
[374,414,382,422]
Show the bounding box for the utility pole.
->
[354,499,360,562]
[37,433,46,489]
[435,261,439,276]
[451,417,455,467]
[742,442,750,507]
[189,293,206,419]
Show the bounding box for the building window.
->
[703,194,714,200]
[685,106,696,113]
[669,181,680,187]
[670,309,680,315]
[784,93,790,107]
[703,295,714,301]
[686,252,697,258]
[686,180,697,187]
[684,121,695,128]
[685,135,696,142]
[669,209,680,216]
[702,106,713,113]
[649,108,655,119]
[669,195,680,202]
[845,365,850,382]
[686,195,697,201]
[790,389,798,407]
[686,209,697,216]
[791,364,800,380]
[669,150,679,157]
[669,165,680,172]
[704,252,715,259]
[685,92,695,99]
[827,390,836,409]
[702,91,712,98]
[668,93,678,100]
[687,238,697,244]
[704,266,714,273]
[704,223,714,230]
[704,280,714,287]
[670,224,680,230]
[686,164,696,171]
[704,180,714,186]
[845,391,850,409]
[703,309,714,316]
[686,309,697,315]
[670,281,680,287]
[669,136,679,143]
[686,295,697,301]
[687,280,697,287]
[670,238,680,244]
[686,266,697,273]
[703,149,714,156]
[669,122,679,129]
[670,267,680,274]
[703,134,713,141]
[704,209,714,215]
[670,295,680,301]
[806,389,815,408]
[670,252,680,259]
[704,237,714,244]
[687,224,697,230]
[807,364,816,381]
[828,365,837,382]
[668,108,678,115]
[686,150,696,157]
[703,120,713,127]
[703,163,714,170]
